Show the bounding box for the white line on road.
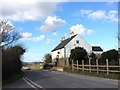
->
[25,77,43,88]
[23,77,43,90]
[23,77,37,90]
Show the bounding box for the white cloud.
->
[80,10,93,15]
[107,10,118,22]
[70,24,94,35]
[21,32,45,41]
[22,32,32,38]
[88,10,107,20]
[0,0,64,21]
[31,35,45,41]
[53,32,57,36]
[80,9,118,22]
[46,38,55,45]
[40,16,65,32]
[86,29,94,35]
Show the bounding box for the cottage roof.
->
[92,46,103,51]
[52,34,77,52]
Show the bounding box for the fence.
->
[72,58,120,75]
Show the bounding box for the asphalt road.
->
[2,70,119,89]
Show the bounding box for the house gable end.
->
[51,34,77,52]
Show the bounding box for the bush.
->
[99,49,119,65]
[63,67,72,72]
[43,64,53,69]
[2,45,26,80]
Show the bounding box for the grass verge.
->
[65,69,120,80]
[3,71,25,86]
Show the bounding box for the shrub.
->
[63,66,71,72]
[99,49,119,65]
[43,64,53,69]
[2,45,26,80]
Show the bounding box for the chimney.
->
[70,31,74,37]
[61,36,65,42]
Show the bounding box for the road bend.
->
[2,70,119,89]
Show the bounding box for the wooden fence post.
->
[89,59,91,73]
[96,59,99,75]
[106,59,109,75]
[77,60,78,70]
[82,60,84,72]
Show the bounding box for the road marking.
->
[23,77,37,89]
[25,77,43,88]
[23,77,43,90]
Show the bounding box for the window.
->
[76,40,79,44]
[57,51,60,54]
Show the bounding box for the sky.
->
[0,0,119,62]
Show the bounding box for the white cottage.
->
[51,33,103,64]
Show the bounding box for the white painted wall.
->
[52,34,92,61]
[51,48,64,62]
[65,34,92,58]
[93,51,103,54]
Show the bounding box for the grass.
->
[65,69,120,80]
[3,71,25,86]
[24,64,43,70]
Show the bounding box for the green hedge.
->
[43,64,53,69]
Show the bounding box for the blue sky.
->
[1,1,118,62]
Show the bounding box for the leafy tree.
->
[43,53,53,69]
[0,20,21,47]
[99,49,119,65]
[69,47,88,64]
[44,53,52,64]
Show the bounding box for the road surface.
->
[3,70,119,89]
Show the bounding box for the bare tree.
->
[0,20,21,47]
